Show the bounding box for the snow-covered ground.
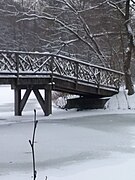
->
[1,85,135,180]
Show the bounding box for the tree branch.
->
[17,12,106,66]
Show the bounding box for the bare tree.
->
[108,0,135,94]
[124,0,135,95]
[16,0,123,66]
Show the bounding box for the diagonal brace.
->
[20,89,32,112]
[33,89,46,115]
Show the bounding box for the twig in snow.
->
[29,109,38,180]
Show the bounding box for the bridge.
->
[0,50,124,116]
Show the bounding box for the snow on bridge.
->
[0,50,124,115]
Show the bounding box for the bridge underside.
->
[0,76,118,116]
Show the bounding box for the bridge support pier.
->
[14,87,21,116]
[65,96,109,110]
[14,86,52,116]
[45,88,52,116]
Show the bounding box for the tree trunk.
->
[124,46,134,95]
[123,0,134,95]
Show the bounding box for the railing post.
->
[76,62,78,80]
[97,70,100,93]
[51,55,53,76]
[50,55,54,88]
[15,53,19,82]
[75,62,78,89]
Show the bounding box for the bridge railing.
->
[0,50,124,90]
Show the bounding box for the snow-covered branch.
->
[17,9,106,65]
[63,0,107,60]
[107,1,125,17]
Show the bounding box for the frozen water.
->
[0,85,135,180]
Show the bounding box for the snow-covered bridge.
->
[0,50,124,116]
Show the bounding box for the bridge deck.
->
[0,75,118,97]
[0,50,124,115]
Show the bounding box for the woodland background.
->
[0,0,135,92]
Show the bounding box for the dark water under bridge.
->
[0,50,124,115]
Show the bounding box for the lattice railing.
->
[0,50,124,90]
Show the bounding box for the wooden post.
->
[45,88,52,116]
[14,87,21,116]
[14,87,32,116]
[33,88,52,116]
[33,89,46,115]
[20,89,32,113]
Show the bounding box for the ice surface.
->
[0,85,135,180]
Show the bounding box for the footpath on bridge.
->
[0,50,124,116]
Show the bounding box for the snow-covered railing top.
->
[0,50,124,90]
